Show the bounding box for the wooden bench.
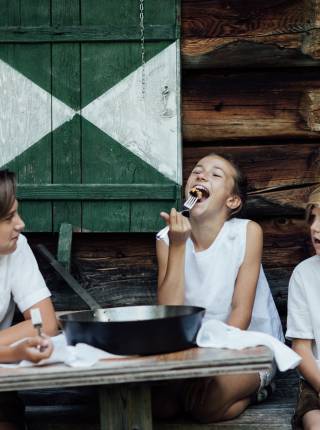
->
[21,229,299,430]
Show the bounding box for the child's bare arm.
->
[23,298,58,335]
[0,298,58,346]
[157,208,191,305]
[292,338,320,392]
[0,336,53,363]
[227,221,263,329]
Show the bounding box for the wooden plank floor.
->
[24,370,298,430]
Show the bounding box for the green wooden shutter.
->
[0,0,181,232]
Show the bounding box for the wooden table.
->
[0,346,273,430]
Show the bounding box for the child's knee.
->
[185,378,228,423]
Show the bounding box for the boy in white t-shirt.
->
[286,186,320,430]
[0,170,58,430]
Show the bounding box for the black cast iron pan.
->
[37,245,205,356]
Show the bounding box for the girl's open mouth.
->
[190,185,210,203]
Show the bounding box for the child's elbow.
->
[229,307,251,330]
[43,318,59,336]
[239,316,251,330]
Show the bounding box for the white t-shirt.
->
[286,255,320,361]
[158,218,284,341]
[0,234,51,329]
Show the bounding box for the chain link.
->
[139,0,145,98]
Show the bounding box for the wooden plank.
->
[181,0,320,67]
[99,385,152,430]
[81,0,177,29]
[57,223,73,272]
[0,360,271,390]
[51,0,79,26]
[155,417,292,429]
[52,118,82,230]
[182,35,320,69]
[130,201,180,232]
[0,25,177,42]
[16,184,179,200]
[182,0,319,39]
[15,0,52,232]
[245,185,316,218]
[182,69,320,140]
[0,346,273,392]
[182,34,320,69]
[0,0,20,26]
[26,403,294,426]
[24,399,295,430]
[20,0,51,26]
[52,0,81,232]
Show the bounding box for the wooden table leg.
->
[99,384,153,430]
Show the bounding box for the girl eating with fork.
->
[154,153,284,423]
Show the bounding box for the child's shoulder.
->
[289,256,320,297]
[229,218,262,235]
[293,255,320,275]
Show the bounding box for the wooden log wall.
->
[28,0,320,330]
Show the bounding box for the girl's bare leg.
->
[186,373,260,423]
[303,410,320,430]
[221,397,251,420]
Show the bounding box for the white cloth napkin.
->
[196,320,301,372]
[0,334,121,368]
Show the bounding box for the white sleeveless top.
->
[158,218,284,341]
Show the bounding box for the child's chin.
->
[191,205,206,216]
[313,245,320,255]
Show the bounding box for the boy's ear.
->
[226,195,242,211]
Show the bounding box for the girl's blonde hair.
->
[306,186,320,223]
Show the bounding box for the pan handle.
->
[36,244,101,313]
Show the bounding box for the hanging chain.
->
[139,0,145,98]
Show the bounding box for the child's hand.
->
[12,335,53,363]
[160,208,191,245]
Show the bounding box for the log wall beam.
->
[182,0,320,67]
[299,89,320,131]
[182,70,320,140]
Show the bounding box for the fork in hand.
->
[156,194,199,240]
